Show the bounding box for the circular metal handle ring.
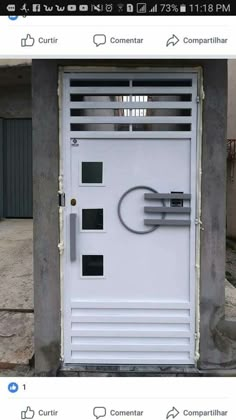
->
[117,186,166,235]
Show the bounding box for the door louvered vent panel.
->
[67,73,196,138]
[70,302,193,364]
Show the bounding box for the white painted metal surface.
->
[61,71,199,365]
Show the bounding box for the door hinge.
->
[58,242,64,254]
[58,192,65,207]
[194,333,200,361]
[196,88,205,103]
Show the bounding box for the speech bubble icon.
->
[93,34,106,47]
[93,407,107,419]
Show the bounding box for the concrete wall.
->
[226,60,236,239]
[0,66,31,118]
[0,86,31,119]
[0,60,31,67]
[33,59,236,375]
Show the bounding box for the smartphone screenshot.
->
[0,1,236,419]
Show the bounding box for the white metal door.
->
[62,71,199,365]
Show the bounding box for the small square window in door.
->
[81,162,103,184]
[82,209,104,230]
[82,255,104,277]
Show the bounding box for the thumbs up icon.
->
[8,382,19,393]
[21,34,35,47]
[21,406,35,419]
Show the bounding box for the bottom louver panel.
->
[67,302,194,365]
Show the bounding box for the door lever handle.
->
[70,213,77,262]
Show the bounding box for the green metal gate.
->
[1,119,32,218]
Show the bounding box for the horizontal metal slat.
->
[145,193,191,200]
[71,316,190,324]
[68,73,195,80]
[70,344,190,352]
[70,101,193,109]
[72,338,190,347]
[144,207,191,214]
[71,336,190,345]
[69,131,192,139]
[70,354,192,364]
[70,116,192,124]
[70,301,191,309]
[72,309,190,317]
[70,87,193,94]
[144,219,191,227]
[70,330,191,338]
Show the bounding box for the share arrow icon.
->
[166,34,180,47]
[166,406,180,419]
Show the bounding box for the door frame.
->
[58,66,203,366]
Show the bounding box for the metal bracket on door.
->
[117,187,191,234]
[144,193,191,227]
[58,192,65,207]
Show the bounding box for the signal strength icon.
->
[149,4,158,13]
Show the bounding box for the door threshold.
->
[59,364,200,376]
[59,364,236,376]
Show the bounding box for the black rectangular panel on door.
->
[3,119,33,218]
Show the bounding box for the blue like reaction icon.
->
[8,382,19,393]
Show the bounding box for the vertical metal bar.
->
[129,79,132,131]
[70,213,77,262]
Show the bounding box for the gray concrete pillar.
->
[200,60,236,368]
[32,60,61,375]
